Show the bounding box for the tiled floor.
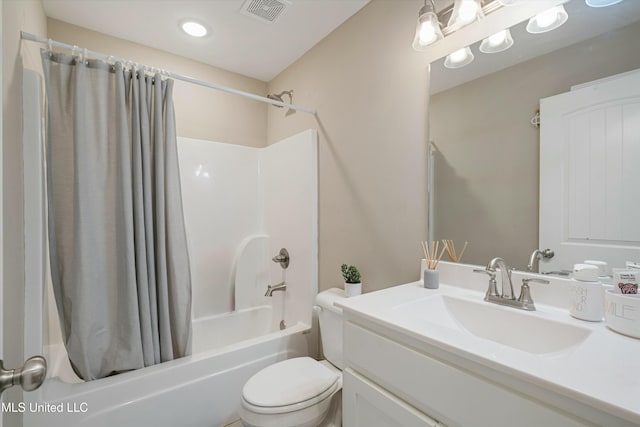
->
[224,420,242,427]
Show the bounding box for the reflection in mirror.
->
[428,1,640,272]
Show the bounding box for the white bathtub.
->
[24,307,313,427]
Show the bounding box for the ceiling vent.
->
[240,0,291,24]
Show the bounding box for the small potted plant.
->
[341,264,362,297]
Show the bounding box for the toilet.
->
[239,288,347,427]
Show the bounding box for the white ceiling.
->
[40,0,640,89]
[42,0,370,82]
[430,0,640,94]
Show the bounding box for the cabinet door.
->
[343,368,438,427]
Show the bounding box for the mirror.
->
[428,1,640,272]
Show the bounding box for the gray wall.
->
[267,0,430,292]
[430,21,640,270]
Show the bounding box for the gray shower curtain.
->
[41,50,192,381]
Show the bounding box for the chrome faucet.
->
[265,282,286,297]
[488,257,515,300]
[527,248,554,272]
[474,257,549,311]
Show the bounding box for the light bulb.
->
[444,46,474,68]
[536,8,559,29]
[419,21,437,45]
[412,6,443,51]
[450,48,468,63]
[458,0,479,23]
[447,0,484,30]
[487,30,507,47]
[526,5,568,34]
[480,28,513,54]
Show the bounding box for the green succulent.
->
[341,264,361,283]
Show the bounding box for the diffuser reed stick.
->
[421,240,446,270]
[443,240,468,263]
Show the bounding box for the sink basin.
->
[392,294,591,355]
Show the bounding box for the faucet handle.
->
[522,278,550,285]
[517,278,550,311]
[473,268,496,279]
[474,269,499,298]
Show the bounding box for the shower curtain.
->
[41,50,192,381]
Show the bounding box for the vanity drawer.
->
[343,321,593,427]
[343,368,440,427]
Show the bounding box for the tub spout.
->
[265,282,286,297]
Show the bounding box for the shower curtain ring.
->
[47,38,53,56]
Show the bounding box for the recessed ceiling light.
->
[181,20,208,38]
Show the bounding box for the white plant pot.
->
[344,282,362,297]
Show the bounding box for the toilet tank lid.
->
[242,357,339,408]
[315,288,347,314]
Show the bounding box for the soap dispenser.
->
[570,264,604,322]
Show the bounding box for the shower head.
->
[266,90,293,107]
[266,90,295,116]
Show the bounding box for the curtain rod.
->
[20,31,317,115]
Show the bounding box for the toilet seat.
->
[241,357,340,415]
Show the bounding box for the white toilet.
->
[239,288,347,427]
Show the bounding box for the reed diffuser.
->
[421,241,446,270]
[421,241,446,289]
[443,240,468,263]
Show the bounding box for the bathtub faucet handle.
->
[272,248,290,269]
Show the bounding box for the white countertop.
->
[337,262,640,426]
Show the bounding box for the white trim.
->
[22,70,45,361]
[0,0,4,361]
[1,2,5,425]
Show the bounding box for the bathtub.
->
[24,307,313,427]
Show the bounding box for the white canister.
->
[584,259,611,285]
[570,264,604,322]
[344,282,362,297]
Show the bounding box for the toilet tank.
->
[315,288,347,370]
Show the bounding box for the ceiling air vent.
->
[240,0,291,24]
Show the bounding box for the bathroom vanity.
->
[338,262,640,427]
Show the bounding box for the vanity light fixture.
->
[447,0,485,31]
[412,0,444,51]
[479,29,514,53]
[526,5,568,34]
[444,46,475,69]
[412,0,572,69]
[585,0,623,6]
[181,20,208,38]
